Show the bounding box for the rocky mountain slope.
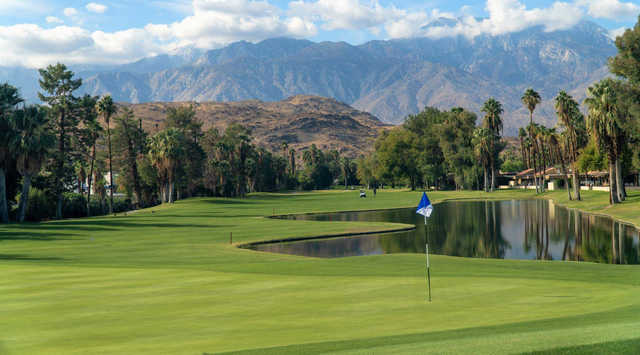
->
[123,95,388,157]
[2,20,616,136]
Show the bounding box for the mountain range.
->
[1,19,617,136]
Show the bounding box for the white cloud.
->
[609,26,628,39]
[63,8,78,17]
[46,16,64,24]
[148,0,317,49]
[86,2,108,14]
[289,0,401,31]
[0,0,49,12]
[580,0,640,20]
[0,24,163,68]
[403,0,586,40]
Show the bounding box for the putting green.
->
[1,189,639,354]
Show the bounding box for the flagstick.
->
[425,214,432,302]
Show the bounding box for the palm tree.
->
[518,127,528,169]
[85,119,102,216]
[302,149,312,167]
[585,80,621,204]
[148,133,169,203]
[14,106,54,222]
[472,127,492,192]
[341,157,350,189]
[555,90,584,201]
[0,83,23,223]
[481,98,504,192]
[148,128,185,203]
[289,148,296,177]
[556,131,573,200]
[96,95,117,214]
[522,89,542,192]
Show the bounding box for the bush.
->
[23,188,56,222]
[62,192,87,219]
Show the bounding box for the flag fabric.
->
[416,192,433,218]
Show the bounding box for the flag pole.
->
[425,213,432,302]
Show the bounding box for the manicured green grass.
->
[1,189,639,354]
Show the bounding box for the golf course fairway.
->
[1,189,640,354]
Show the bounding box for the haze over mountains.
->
[1,19,616,135]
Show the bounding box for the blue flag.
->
[416,192,433,218]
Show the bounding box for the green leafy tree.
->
[0,83,23,222]
[113,108,146,206]
[585,79,622,204]
[38,63,82,219]
[14,106,55,222]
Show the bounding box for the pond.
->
[248,200,640,264]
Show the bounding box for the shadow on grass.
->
[523,337,640,354]
[0,254,64,261]
[4,221,224,232]
[0,232,75,242]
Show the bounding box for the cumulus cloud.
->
[46,16,64,24]
[580,0,640,20]
[289,0,400,31]
[63,8,78,17]
[148,0,317,49]
[399,0,586,40]
[0,24,164,68]
[609,26,629,39]
[86,2,108,14]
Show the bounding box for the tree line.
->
[356,102,508,192]
[0,64,357,223]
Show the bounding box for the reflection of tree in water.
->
[522,201,640,264]
[379,201,510,259]
[269,201,640,264]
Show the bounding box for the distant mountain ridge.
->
[1,20,616,135]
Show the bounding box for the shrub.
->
[23,188,56,222]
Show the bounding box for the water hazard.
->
[249,200,640,264]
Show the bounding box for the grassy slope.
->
[0,189,639,354]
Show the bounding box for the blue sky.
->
[1,0,638,68]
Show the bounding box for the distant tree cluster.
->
[0,65,357,223]
[358,105,504,191]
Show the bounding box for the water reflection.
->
[249,200,640,264]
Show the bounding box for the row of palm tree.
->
[517,79,636,205]
[473,98,505,192]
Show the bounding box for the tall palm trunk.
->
[86,144,96,217]
[0,167,8,223]
[560,159,572,200]
[17,173,32,222]
[532,145,540,194]
[572,164,581,201]
[491,165,496,192]
[483,165,489,192]
[608,152,619,204]
[107,120,114,215]
[615,158,625,202]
